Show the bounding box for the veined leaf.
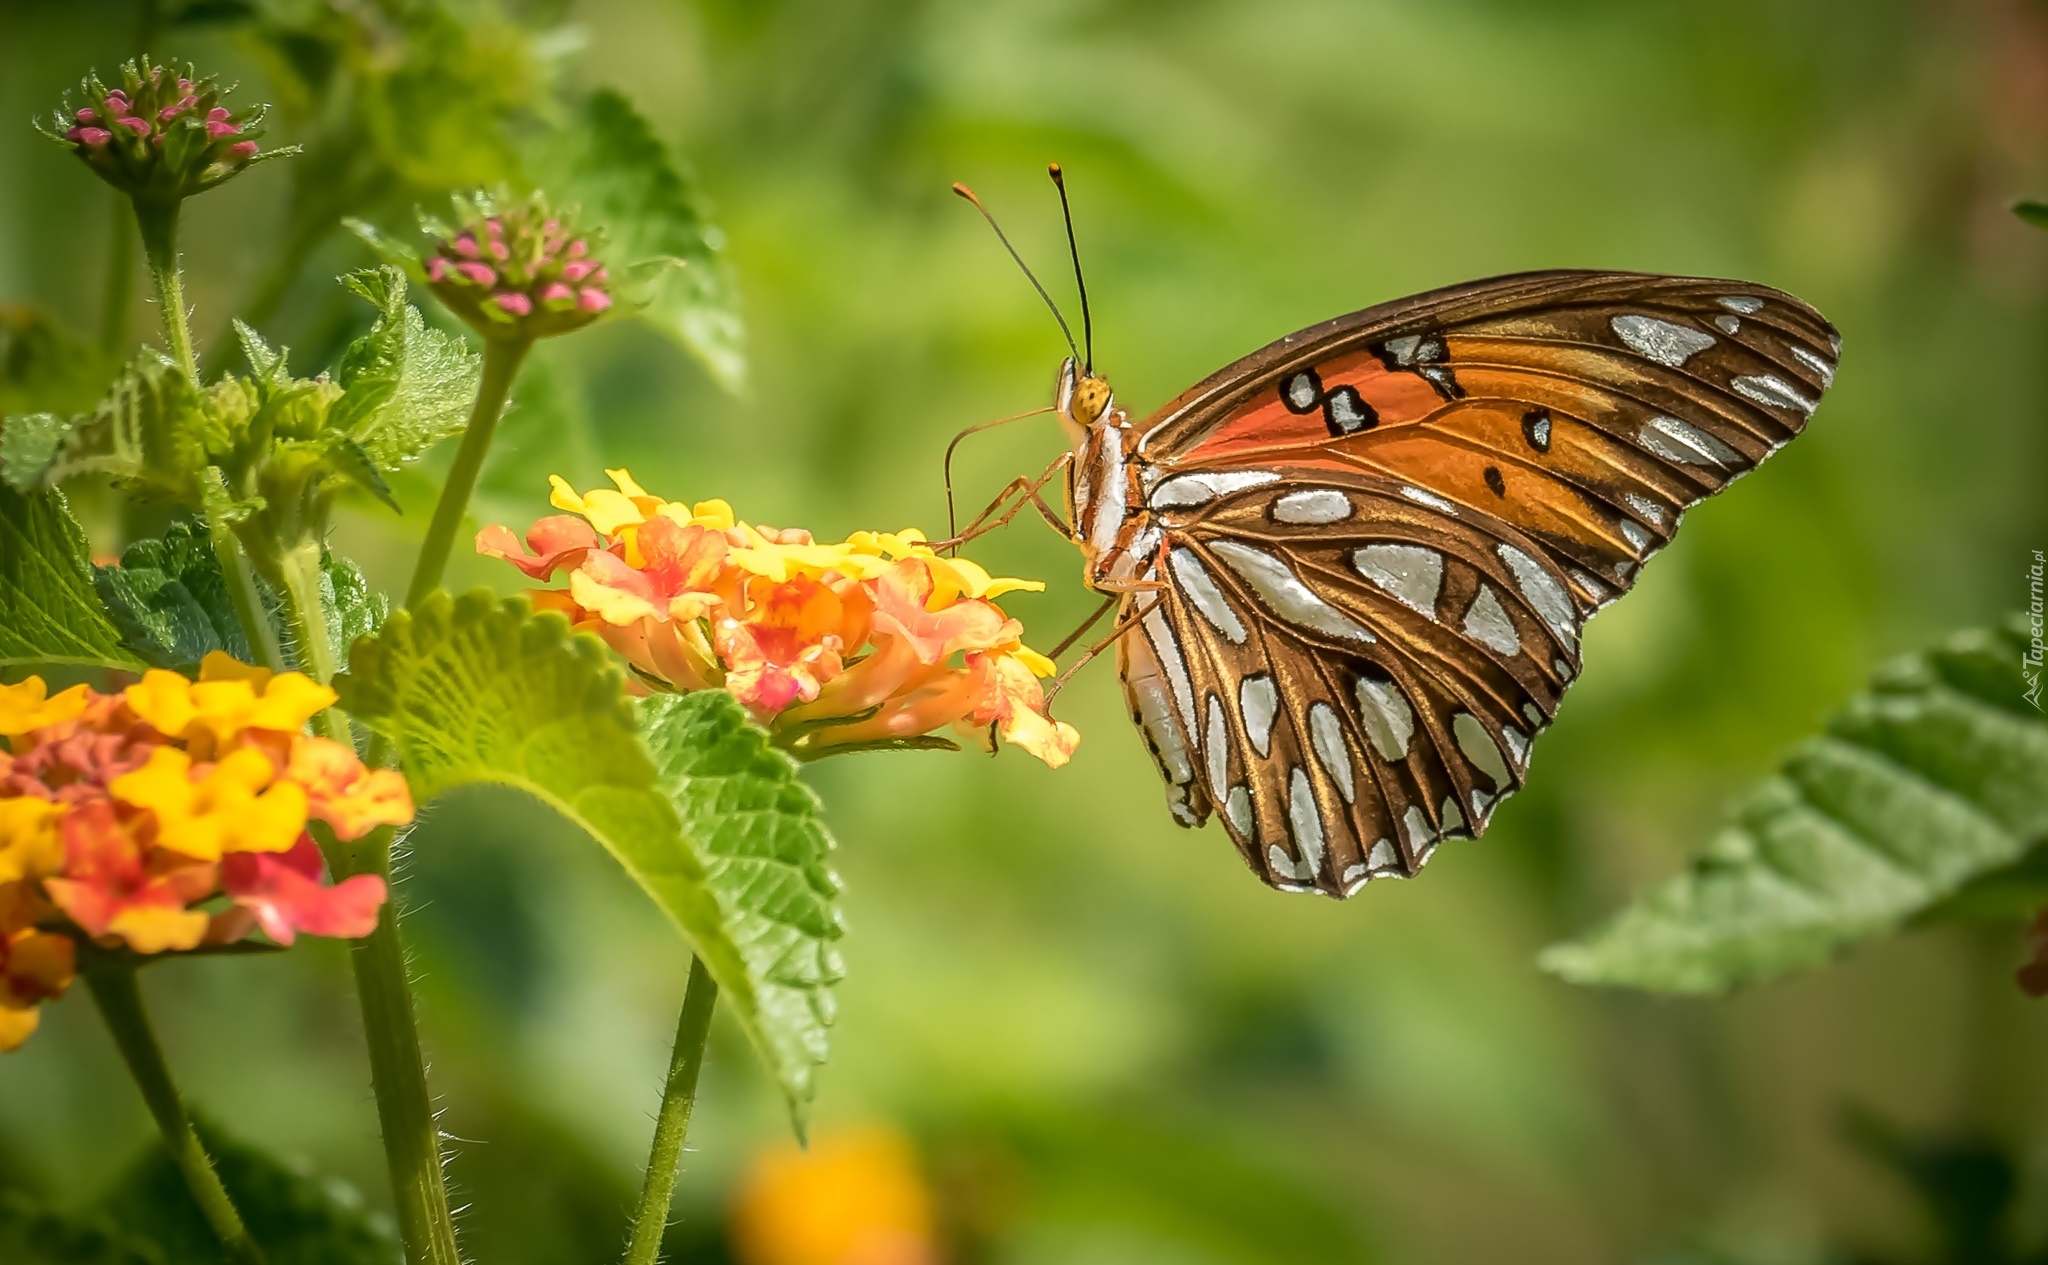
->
[96,519,386,673]
[1542,620,2048,994]
[330,267,481,470]
[641,691,843,1112]
[536,89,746,392]
[0,484,142,673]
[332,593,812,1113]
[1,352,216,498]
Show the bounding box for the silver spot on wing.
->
[1788,345,1835,387]
[1452,712,1511,789]
[1354,674,1415,760]
[1640,415,1740,467]
[1267,844,1314,883]
[1618,518,1653,554]
[1496,544,1578,648]
[1353,543,1444,619]
[1731,374,1817,416]
[1272,488,1352,525]
[1623,492,1667,527]
[1239,674,1278,757]
[1149,469,1282,509]
[1366,837,1400,872]
[1308,701,1355,803]
[1204,693,1229,791]
[1611,314,1717,367]
[1169,548,1246,644]
[1399,485,1459,515]
[1440,796,1465,834]
[1287,766,1326,872]
[1462,584,1521,657]
[1713,314,1741,335]
[1209,539,1377,643]
[1717,295,1765,314]
[1225,785,1253,836]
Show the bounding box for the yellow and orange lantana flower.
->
[0,655,412,1051]
[479,470,1080,766]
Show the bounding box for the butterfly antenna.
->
[953,182,1081,365]
[1048,163,1092,374]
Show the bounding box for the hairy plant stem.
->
[269,542,459,1265]
[623,957,720,1265]
[88,968,266,1265]
[407,335,530,609]
[134,198,199,383]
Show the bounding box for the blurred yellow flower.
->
[730,1127,939,1265]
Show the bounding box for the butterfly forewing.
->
[1107,270,1838,897]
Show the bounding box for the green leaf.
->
[100,1121,403,1265]
[330,267,482,471]
[0,483,143,672]
[0,1191,162,1265]
[2014,199,2048,230]
[640,691,843,1111]
[331,593,802,1110]
[1542,621,2048,994]
[2,352,216,500]
[536,90,746,392]
[96,520,385,673]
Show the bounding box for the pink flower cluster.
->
[424,193,613,339]
[48,58,272,199]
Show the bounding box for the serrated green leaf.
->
[0,1192,163,1265]
[96,519,385,673]
[640,690,843,1111]
[536,90,746,392]
[0,483,143,672]
[1542,621,2048,994]
[101,1121,403,1265]
[331,593,801,1110]
[330,267,482,471]
[3,352,216,499]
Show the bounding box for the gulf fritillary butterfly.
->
[961,179,1839,899]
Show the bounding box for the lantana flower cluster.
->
[0,657,411,1051]
[45,58,274,200]
[479,470,1082,766]
[424,193,613,339]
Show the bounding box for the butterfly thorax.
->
[1056,358,1160,592]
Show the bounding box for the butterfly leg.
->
[940,452,1073,552]
[1044,589,1164,706]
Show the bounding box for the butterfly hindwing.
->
[1133,466,1581,895]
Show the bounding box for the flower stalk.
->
[407,335,530,609]
[623,956,719,1265]
[133,197,197,382]
[87,966,266,1265]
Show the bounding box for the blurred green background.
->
[3,1,2047,1262]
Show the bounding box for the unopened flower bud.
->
[41,57,288,203]
[422,191,615,341]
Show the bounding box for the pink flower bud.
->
[228,140,258,159]
[539,282,574,305]
[487,238,509,261]
[426,257,449,282]
[455,261,497,286]
[452,234,480,259]
[116,115,151,136]
[67,126,113,146]
[561,260,597,282]
[485,217,505,237]
[159,95,196,121]
[207,107,230,122]
[578,288,612,314]
[75,107,98,123]
[542,219,560,236]
[491,291,533,317]
[206,120,238,139]
[567,239,588,259]
[176,78,194,95]
[106,91,129,108]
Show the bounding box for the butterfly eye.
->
[1071,376,1113,424]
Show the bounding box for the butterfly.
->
[1035,267,1838,898]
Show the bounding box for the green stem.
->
[331,826,463,1265]
[406,336,530,609]
[88,968,266,1265]
[622,957,720,1265]
[201,470,286,673]
[133,197,198,383]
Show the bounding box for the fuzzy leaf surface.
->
[330,267,481,470]
[640,690,842,1114]
[331,593,803,1110]
[0,484,142,672]
[1542,621,2048,993]
[1,352,214,497]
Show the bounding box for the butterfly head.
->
[1056,356,1116,442]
